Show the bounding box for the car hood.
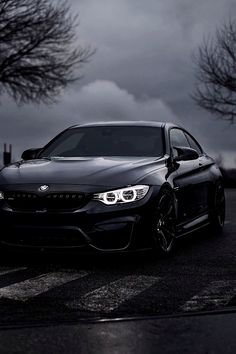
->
[0,157,165,190]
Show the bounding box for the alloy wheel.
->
[154,191,176,254]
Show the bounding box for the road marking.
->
[0,270,88,301]
[180,280,236,312]
[68,275,161,313]
[0,267,27,276]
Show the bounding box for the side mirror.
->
[173,146,199,162]
[21,148,42,160]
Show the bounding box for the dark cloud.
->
[0,81,178,159]
[0,0,235,163]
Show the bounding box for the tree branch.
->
[0,0,95,104]
[192,19,236,123]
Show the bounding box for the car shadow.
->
[0,226,226,270]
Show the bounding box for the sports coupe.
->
[0,121,225,254]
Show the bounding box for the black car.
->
[0,121,225,254]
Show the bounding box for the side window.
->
[185,133,202,155]
[170,129,190,148]
[170,128,190,158]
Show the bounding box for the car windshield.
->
[39,126,164,158]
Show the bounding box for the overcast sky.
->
[1,0,236,164]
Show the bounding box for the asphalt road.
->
[0,188,235,328]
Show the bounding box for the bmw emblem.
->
[38,185,49,192]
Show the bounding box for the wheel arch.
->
[155,183,178,221]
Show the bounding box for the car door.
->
[169,128,206,224]
[184,131,214,216]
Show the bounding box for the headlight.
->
[0,191,4,200]
[93,185,149,205]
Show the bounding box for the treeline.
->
[215,154,236,188]
[219,167,236,188]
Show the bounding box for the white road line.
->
[0,270,88,301]
[68,275,161,313]
[0,267,27,276]
[181,280,236,312]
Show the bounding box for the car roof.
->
[69,121,180,130]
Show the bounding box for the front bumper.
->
[0,186,160,252]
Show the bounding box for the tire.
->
[210,182,225,233]
[151,188,177,256]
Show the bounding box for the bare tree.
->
[0,0,94,104]
[193,19,236,123]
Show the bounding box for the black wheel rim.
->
[215,185,225,227]
[155,193,176,253]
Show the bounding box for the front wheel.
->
[151,188,177,256]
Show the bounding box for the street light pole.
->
[3,143,12,166]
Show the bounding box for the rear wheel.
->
[151,188,176,256]
[210,182,225,232]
